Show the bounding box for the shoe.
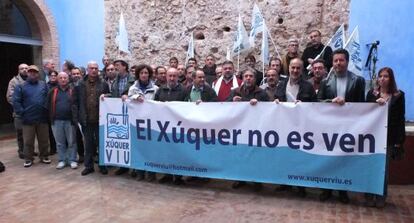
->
[173,177,185,185]
[158,175,173,184]
[253,183,263,192]
[376,196,386,208]
[338,191,350,204]
[186,176,198,182]
[24,160,32,168]
[70,162,78,169]
[114,167,128,175]
[81,168,94,176]
[99,167,108,175]
[297,187,307,198]
[147,172,156,182]
[232,181,246,189]
[56,161,66,169]
[319,190,332,201]
[275,185,292,192]
[40,157,52,164]
[136,171,145,181]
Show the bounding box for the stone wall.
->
[104,0,350,67]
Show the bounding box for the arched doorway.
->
[0,0,58,124]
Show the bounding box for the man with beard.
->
[260,69,280,101]
[212,61,242,102]
[202,55,217,85]
[273,58,316,197]
[229,68,269,191]
[308,59,328,94]
[6,63,28,159]
[154,68,187,185]
[108,59,135,176]
[244,54,263,86]
[317,49,365,204]
[302,30,333,75]
[179,65,194,88]
[274,58,317,103]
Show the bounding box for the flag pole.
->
[267,29,281,59]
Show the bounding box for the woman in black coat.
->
[365,67,406,208]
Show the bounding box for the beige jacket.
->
[6,74,25,105]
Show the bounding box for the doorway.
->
[0,42,33,124]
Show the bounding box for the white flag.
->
[185,32,195,65]
[261,23,270,65]
[116,12,130,54]
[329,23,346,51]
[249,3,264,45]
[344,26,363,76]
[226,47,232,61]
[232,15,251,54]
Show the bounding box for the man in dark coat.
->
[77,61,110,176]
[185,69,218,103]
[317,48,366,204]
[154,68,187,185]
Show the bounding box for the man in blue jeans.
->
[47,72,78,169]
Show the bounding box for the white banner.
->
[100,99,388,194]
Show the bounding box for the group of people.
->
[5,29,405,208]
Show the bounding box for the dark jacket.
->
[227,85,269,102]
[110,74,135,97]
[154,84,187,102]
[366,90,405,147]
[184,84,218,102]
[203,64,217,85]
[317,71,365,102]
[47,85,78,125]
[301,44,333,74]
[12,80,49,124]
[77,76,110,126]
[275,78,317,102]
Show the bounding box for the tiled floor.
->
[0,138,413,223]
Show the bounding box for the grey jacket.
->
[317,71,365,102]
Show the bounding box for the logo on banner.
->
[104,103,131,166]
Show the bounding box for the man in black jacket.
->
[301,30,333,76]
[229,68,269,191]
[274,58,316,197]
[185,69,218,103]
[77,61,110,176]
[317,48,365,204]
[274,58,317,103]
[154,68,187,185]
